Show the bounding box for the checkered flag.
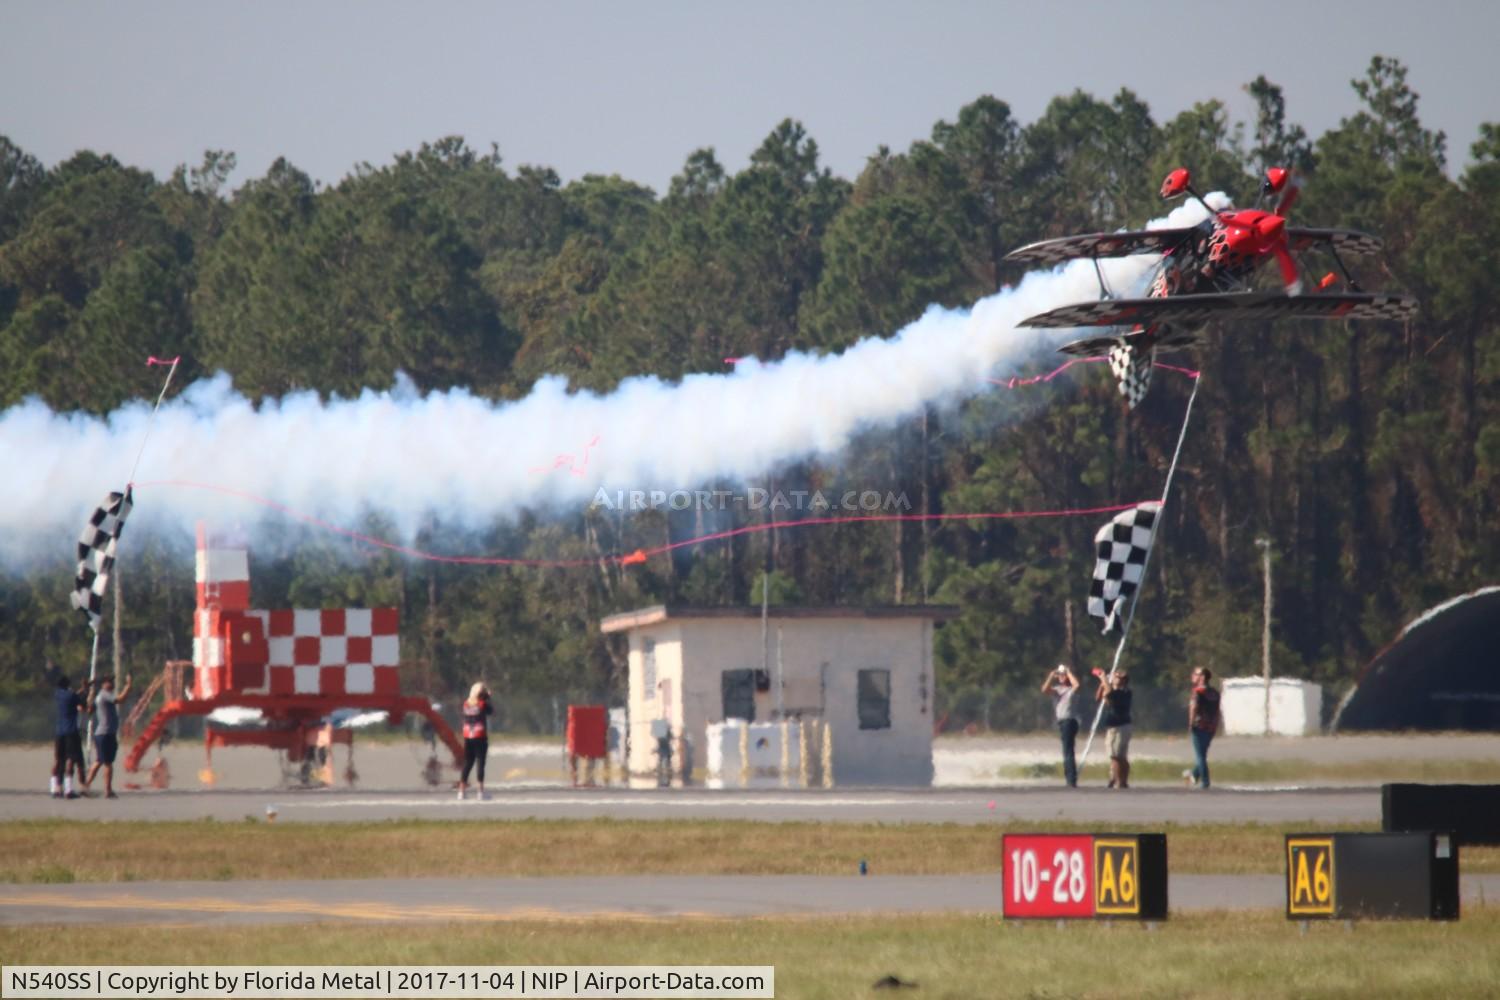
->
[1088,502,1161,634]
[70,488,133,632]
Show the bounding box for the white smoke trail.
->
[0,196,1224,561]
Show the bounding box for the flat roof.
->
[600,604,961,633]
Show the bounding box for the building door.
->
[722,669,756,722]
[857,669,891,729]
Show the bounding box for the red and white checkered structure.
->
[193,525,401,700]
[123,526,462,783]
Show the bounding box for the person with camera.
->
[1040,664,1084,787]
[457,682,493,801]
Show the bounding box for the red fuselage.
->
[1149,209,1293,301]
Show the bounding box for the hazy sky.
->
[3,2,1496,194]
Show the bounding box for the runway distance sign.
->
[1093,838,1142,915]
[1002,834,1093,917]
[1286,837,1335,915]
[1284,832,1459,921]
[1001,833,1167,920]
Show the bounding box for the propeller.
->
[1224,168,1304,293]
[1262,166,1302,216]
[1257,214,1302,293]
[1263,167,1302,288]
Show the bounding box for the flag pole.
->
[83,628,101,777]
[1078,372,1201,771]
[83,356,178,779]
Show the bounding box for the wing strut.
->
[1091,250,1113,300]
[1328,245,1362,292]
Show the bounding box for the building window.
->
[642,638,656,699]
[722,668,756,722]
[858,669,891,730]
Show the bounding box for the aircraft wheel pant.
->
[1286,832,1459,921]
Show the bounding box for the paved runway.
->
[0,785,1381,825]
[6,733,1496,795]
[4,874,1497,925]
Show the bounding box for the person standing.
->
[1186,666,1221,789]
[1094,668,1133,789]
[1041,664,1083,787]
[51,675,88,799]
[457,682,493,801]
[84,674,132,798]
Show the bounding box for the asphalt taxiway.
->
[0,785,1381,825]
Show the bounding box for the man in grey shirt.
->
[1040,664,1083,787]
[85,674,132,798]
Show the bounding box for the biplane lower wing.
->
[1057,328,1204,357]
[1002,227,1198,266]
[1021,291,1418,329]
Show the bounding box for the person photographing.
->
[1040,664,1084,788]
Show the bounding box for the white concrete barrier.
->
[1222,677,1323,735]
[705,720,806,788]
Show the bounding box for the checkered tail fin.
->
[1108,341,1155,410]
[1087,501,1162,634]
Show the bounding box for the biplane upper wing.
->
[1003,227,1199,266]
[1021,291,1419,329]
[1286,227,1384,257]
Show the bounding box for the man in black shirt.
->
[1094,668,1133,789]
[51,674,88,799]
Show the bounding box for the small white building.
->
[601,605,958,786]
[1221,677,1324,736]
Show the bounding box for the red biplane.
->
[1004,167,1418,407]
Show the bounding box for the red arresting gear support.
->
[122,525,466,785]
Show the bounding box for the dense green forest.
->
[2,57,1496,732]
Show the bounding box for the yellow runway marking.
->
[0,893,716,924]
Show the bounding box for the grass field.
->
[5,818,1499,883]
[7,816,1497,997]
[4,910,1498,998]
